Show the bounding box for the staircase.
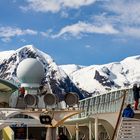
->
[116,118,140,140]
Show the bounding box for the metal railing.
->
[73,88,134,119]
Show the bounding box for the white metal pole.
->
[46,127,56,140]
[89,121,92,140]
[46,127,51,140]
[95,116,98,140]
[76,123,79,140]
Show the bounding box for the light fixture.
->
[64,92,79,107]
[39,111,54,125]
[43,93,58,106]
[24,94,38,107]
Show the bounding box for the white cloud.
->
[62,0,96,8]
[112,38,127,43]
[104,0,140,25]
[0,26,37,42]
[52,21,119,38]
[21,0,96,13]
[60,11,69,18]
[20,39,27,43]
[20,0,140,39]
[40,29,53,37]
[1,38,11,43]
[122,27,140,38]
[21,0,61,13]
[85,45,91,48]
[91,0,140,38]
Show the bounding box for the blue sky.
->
[0,0,140,66]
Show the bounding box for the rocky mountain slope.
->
[60,56,140,95]
[0,45,84,99]
[1,45,140,98]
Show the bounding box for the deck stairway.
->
[116,117,140,140]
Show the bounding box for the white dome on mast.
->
[17,58,45,87]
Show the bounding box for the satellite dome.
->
[17,58,45,87]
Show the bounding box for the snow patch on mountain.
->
[0,50,15,62]
[61,55,140,95]
[68,65,112,94]
[121,55,140,84]
[59,64,84,75]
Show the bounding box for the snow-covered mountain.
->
[1,45,140,98]
[59,64,84,75]
[0,45,84,99]
[60,56,140,95]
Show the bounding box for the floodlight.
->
[24,94,38,107]
[64,92,79,107]
[43,93,58,106]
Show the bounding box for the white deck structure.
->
[0,88,140,140]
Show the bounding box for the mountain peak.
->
[0,45,140,97]
[17,44,36,51]
[61,55,140,95]
[0,45,85,99]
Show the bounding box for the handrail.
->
[111,90,127,140]
[69,89,132,120]
[79,88,131,102]
[78,89,131,118]
[94,93,125,107]
[89,93,124,113]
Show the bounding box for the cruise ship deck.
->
[0,58,140,140]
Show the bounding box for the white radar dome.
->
[17,58,45,87]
